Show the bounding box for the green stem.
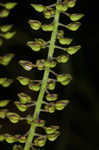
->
[24,1,61,150]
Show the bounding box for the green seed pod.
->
[44,103,55,113]
[13,144,23,150]
[28,20,41,30]
[56,3,68,12]
[57,55,69,63]
[0,9,10,18]
[2,31,16,39]
[0,135,5,141]
[56,74,72,83]
[43,8,55,19]
[34,136,47,147]
[0,38,3,46]
[14,102,28,112]
[17,76,31,86]
[66,22,81,31]
[19,60,33,71]
[59,37,72,45]
[55,100,69,110]
[17,92,32,104]
[18,136,26,143]
[44,60,56,68]
[47,80,56,90]
[0,25,13,32]
[28,82,40,92]
[41,24,54,31]
[0,109,8,119]
[47,131,60,141]
[67,0,76,8]
[44,125,59,134]
[2,79,13,87]
[0,100,10,107]
[27,41,41,52]
[0,77,7,85]
[46,94,58,101]
[36,59,45,70]
[65,45,81,55]
[0,53,14,66]
[5,134,17,143]
[6,112,21,124]
[3,2,17,10]
[34,119,45,127]
[70,13,84,21]
[31,4,46,12]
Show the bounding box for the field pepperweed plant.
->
[0,0,84,150]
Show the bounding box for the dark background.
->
[0,0,99,150]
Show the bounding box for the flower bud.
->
[46,94,58,101]
[0,53,14,66]
[34,136,47,147]
[28,82,40,92]
[56,73,72,83]
[7,112,21,123]
[0,100,10,107]
[5,134,17,143]
[1,78,13,87]
[55,100,69,110]
[56,3,68,12]
[44,103,55,113]
[69,13,84,21]
[17,92,32,104]
[36,59,45,70]
[67,0,76,8]
[0,9,10,18]
[41,24,54,31]
[14,102,28,112]
[3,2,17,10]
[65,45,81,55]
[47,80,56,90]
[31,4,46,12]
[34,119,45,127]
[57,30,64,38]
[1,31,16,39]
[44,60,56,68]
[19,60,34,71]
[43,8,55,19]
[28,20,41,30]
[18,135,26,143]
[66,22,81,31]
[13,144,23,150]
[58,37,72,45]
[0,25,13,32]
[0,135,5,141]
[0,77,7,85]
[57,55,69,63]
[26,41,41,52]
[17,76,31,86]
[47,131,60,141]
[45,125,59,134]
[0,109,8,119]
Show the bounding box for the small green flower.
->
[41,24,54,31]
[36,59,45,70]
[66,22,81,31]
[31,4,46,12]
[3,2,17,10]
[0,100,10,107]
[27,41,41,52]
[45,125,59,134]
[19,60,34,71]
[0,135,5,142]
[17,76,31,86]
[47,131,60,141]
[55,100,69,110]
[43,8,55,19]
[46,93,58,101]
[34,136,47,147]
[1,31,16,39]
[6,112,21,124]
[56,3,68,12]
[17,92,32,104]
[0,53,14,66]
[44,103,56,113]
[0,9,10,18]
[28,82,40,91]
[69,13,84,21]
[14,102,28,112]
[0,109,8,119]
[5,134,17,143]
[47,80,56,90]
[59,37,72,45]
[67,0,76,8]
[65,45,81,55]
[57,55,69,63]
[0,25,13,32]
[28,20,41,30]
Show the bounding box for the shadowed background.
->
[0,0,99,150]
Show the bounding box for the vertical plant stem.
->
[24,0,62,150]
